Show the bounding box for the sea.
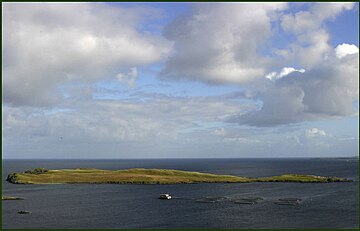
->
[2,158,359,229]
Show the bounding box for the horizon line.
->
[2,156,359,161]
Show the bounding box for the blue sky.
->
[2,2,359,159]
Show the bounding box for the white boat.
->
[159,193,172,200]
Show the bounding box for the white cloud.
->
[2,3,171,106]
[282,126,358,156]
[338,136,358,141]
[160,3,287,84]
[4,89,272,158]
[2,94,246,147]
[265,67,305,81]
[312,2,354,20]
[306,128,326,137]
[224,137,260,144]
[213,128,226,137]
[116,67,138,87]
[335,43,359,59]
[281,3,354,34]
[285,127,329,147]
[280,2,355,68]
[228,3,358,127]
[232,51,358,126]
[2,2,359,159]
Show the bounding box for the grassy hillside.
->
[6,168,350,185]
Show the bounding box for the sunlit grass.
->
[2,196,23,200]
[6,168,350,184]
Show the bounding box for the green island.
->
[2,196,23,200]
[6,168,351,184]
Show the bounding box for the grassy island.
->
[6,168,351,185]
[2,196,23,200]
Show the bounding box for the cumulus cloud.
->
[287,127,330,147]
[2,91,261,158]
[159,2,355,83]
[265,67,305,81]
[3,94,246,146]
[2,3,171,106]
[232,50,358,126]
[160,3,287,84]
[2,2,359,159]
[231,86,307,126]
[281,3,354,34]
[306,128,326,137]
[280,2,355,68]
[335,43,359,59]
[158,2,357,127]
[212,128,226,137]
[116,67,138,87]
[227,3,358,127]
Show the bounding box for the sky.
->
[2,2,359,159]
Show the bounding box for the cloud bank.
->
[158,2,358,126]
[3,3,171,106]
[2,2,359,158]
[234,50,358,126]
[161,3,287,84]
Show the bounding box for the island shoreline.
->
[6,168,352,185]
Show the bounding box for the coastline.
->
[6,168,352,185]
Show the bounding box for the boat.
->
[159,193,172,200]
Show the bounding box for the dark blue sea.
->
[2,158,359,229]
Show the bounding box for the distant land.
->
[2,196,23,200]
[311,156,359,159]
[6,168,351,184]
[2,156,359,160]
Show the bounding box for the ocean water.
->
[2,158,359,229]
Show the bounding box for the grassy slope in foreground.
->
[6,168,351,184]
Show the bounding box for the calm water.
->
[2,158,359,229]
